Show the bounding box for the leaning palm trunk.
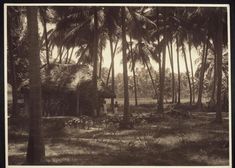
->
[167,41,175,103]
[197,37,209,107]
[181,42,192,105]
[176,36,181,104]
[143,59,157,96]
[121,7,130,125]
[188,42,195,103]
[26,7,45,164]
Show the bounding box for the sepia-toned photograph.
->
[5,3,231,167]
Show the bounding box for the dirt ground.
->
[8,103,230,165]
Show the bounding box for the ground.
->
[8,99,229,165]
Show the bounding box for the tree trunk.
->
[99,45,102,78]
[214,8,223,123]
[182,42,192,105]
[176,36,181,104]
[130,35,138,106]
[121,7,130,124]
[108,33,115,113]
[167,41,175,103]
[158,37,166,113]
[144,60,157,96]
[92,7,99,117]
[188,42,195,103]
[210,47,217,104]
[26,7,45,164]
[197,37,209,107]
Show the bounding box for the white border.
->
[4,3,232,168]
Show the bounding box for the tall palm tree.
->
[26,6,45,164]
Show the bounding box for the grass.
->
[8,101,229,165]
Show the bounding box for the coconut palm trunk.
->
[167,41,175,103]
[181,41,192,105]
[26,7,45,164]
[99,45,102,78]
[176,36,181,104]
[158,38,166,113]
[130,35,138,106]
[121,7,130,124]
[188,42,195,103]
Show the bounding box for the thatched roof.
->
[20,64,115,98]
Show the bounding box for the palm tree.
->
[26,6,45,164]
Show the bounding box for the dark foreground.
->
[8,104,229,165]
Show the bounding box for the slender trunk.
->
[158,38,166,113]
[210,46,217,104]
[144,60,157,96]
[108,33,115,113]
[130,35,138,106]
[92,7,99,117]
[68,47,75,64]
[167,42,175,103]
[215,8,223,123]
[176,36,181,104]
[182,42,192,105]
[26,7,45,164]
[121,7,130,123]
[99,46,102,78]
[197,37,209,106]
[188,42,195,103]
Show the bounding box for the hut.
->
[20,64,115,117]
